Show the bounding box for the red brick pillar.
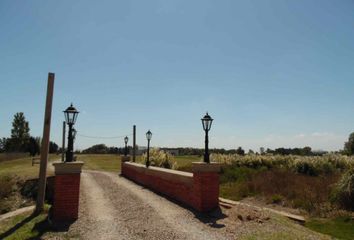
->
[192,162,221,212]
[52,161,84,222]
[121,155,130,175]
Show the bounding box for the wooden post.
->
[35,73,55,214]
[133,125,136,162]
[61,121,66,162]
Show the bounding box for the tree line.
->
[80,144,130,154]
[165,146,320,156]
[79,133,354,156]
[0,112,59,156]
[2,112,353,157]
[77,145,320,156]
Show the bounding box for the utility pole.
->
[133,125,136,162]
[35,73,55,214]
[61,121,66,162]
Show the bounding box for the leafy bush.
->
[141,148,176,169]
[332,168,354,211]
[294,161,318,176]
[271,194,283,204]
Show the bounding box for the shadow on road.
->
[192,207,227,228]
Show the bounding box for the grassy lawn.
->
[305,216,354,240]
[0,154,58,179]
[0,206,52,240]
[0,153,28,163]
[240,213,330,240]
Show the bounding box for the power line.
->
[76,133,133,139]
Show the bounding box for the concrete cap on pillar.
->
[52,161,84,175]
[121,155,131,162]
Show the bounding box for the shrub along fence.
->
[121,161,221,212]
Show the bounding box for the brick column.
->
[52,161,83,222]
[192,162,221,212]
[121,155,130,175]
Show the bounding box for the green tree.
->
[259,147,265,155]
[82,144,108,154]
[10,112,30,152]
[236,146,245,156]
[28,137,40,156]
[49,141,59,153]
[303,146,312,156]
[0,138,7,152]
[344,132,354,156]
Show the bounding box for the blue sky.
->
[0,0,353,151]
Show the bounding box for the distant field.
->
[75,154,201,172]
[0,153,200,177]
[76,154,122,172]
[174,155,201,170]
[0,154,58,179]
[0,153,28,163]
[135,154,201,171]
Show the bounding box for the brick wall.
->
[52,173,81,221]
[52,161,83,222]
[121,162,220,212]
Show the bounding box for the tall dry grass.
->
[216,153,354,214]
[141,148,177,169]
[212,153,353,176]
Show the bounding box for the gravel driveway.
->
[60,170,328,240]
[67,171,233,240]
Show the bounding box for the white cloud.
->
[311,132,332,137]
[294,133,306,138]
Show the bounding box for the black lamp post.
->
[124,136,129,156]
[63,104,79,162]
[72,128,77,141]
[201,112,213,163]
[146,130,152,167]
